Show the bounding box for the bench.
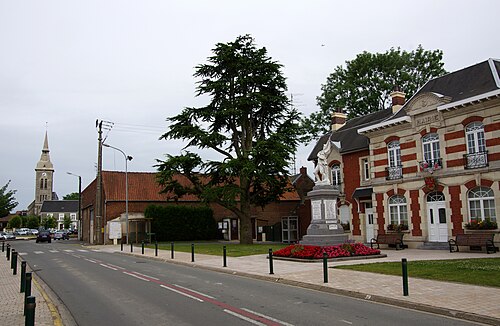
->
[448,233,496,254]
[370,233,405,250]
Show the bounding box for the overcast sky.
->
[1,0,499,212]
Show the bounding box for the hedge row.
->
[145,205,217,241]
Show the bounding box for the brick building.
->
[309,59,500,248]
[81,169,313,244]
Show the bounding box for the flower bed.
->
[272,243,380,259]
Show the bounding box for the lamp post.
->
[67,172,82,241]
[103,143,132,244]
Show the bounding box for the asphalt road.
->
[11,240,481,326]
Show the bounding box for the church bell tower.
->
[34,131,54,215]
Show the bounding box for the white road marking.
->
[91,250,102,252]
[224,309,266,326]
[100,264,118,271]
[18,253,28,256]
[173,284,215,299]
[160,285,203,302]
[340,320,353,325]
[241,308,294,326]
[49,250,59,253]
[34,251,44,254]
[123,271,150,282]
[85,258,98,263]
[106,263,125,270]
[77,249,88,252]
[132,271,159,280]
[64,250,74,252]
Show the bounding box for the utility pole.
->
[95,120,103,244]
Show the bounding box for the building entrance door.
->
[365,205,375,243]
[427,192,448,242]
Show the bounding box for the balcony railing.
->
[464,151,488,169]
[331,182,342,191]
[419,158,442,173]
[386,165,403,180]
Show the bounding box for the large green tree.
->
[156,35,302,244]
[0,180,18,217]
[63,192,80,200]
[304,46,446,139]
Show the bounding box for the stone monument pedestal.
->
[301,184,348,246]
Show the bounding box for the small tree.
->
[7,215,22,229]
[0,180,18,217]
[63,192,80,200]
[26,215,40,229]
[41,216,57,229]
[63,215,71,229]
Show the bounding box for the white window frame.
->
[388,195,408,225]
[331,164,341,186]
[387,141,401,167]
[468,187,496,222]
[465,122,486,154]
[362,158,370,181]
[422,133,440,163]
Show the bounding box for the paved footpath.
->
[2,241,500,325]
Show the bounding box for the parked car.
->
[2,232,17,240]
[30,229,39,235]
[17,228,30,235]
[36,231,51,243]
[53,230,69,240]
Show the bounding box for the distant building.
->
[40,200,79,230]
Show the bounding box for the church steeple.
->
[33,131,55,215]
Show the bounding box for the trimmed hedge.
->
[145,205,217,241]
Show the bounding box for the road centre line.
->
[49,250,59,253]
[100,263,118,271]
[34,251,44,254]
[160,284,204,302]
[106,263,125,270]
[85,258,98,263]
[241,308,294,326]
[173,284,215,299]
[123,271,150,282]
[131,271,159,280]
[224,309,267,326]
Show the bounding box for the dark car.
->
[36,231,51,243]
[54,230,69,240]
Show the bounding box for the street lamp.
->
[67,172,82,241]
[102,143,133,244]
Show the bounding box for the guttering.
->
[358,116,411,134]
[437,89,500,112]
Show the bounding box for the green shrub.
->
[145,205,217,241]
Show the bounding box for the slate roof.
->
[40,200,78,213]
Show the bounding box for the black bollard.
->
[11,249,16,269]
[323,252,328,283]
[191,243,195,262]
[12,251,18,275]
[25,296,36,326]
[402,258,409,296]
[268,249,274,275]
[121,239,123,251]
[171,242,174,259]
[130,242,133,253]
[155,241,158,257]
[24,272,32,316]
[141,241,144,255]
[21,261,27,293]
[2,240,4,252]
[7,244,11,260]
[223,246,227,267]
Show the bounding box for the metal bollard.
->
[402,258,409,296]
[11,249,16,269]
[268,249,274,275]
[223,246,227,267]
[323,252,328,283]
[25,296,36,326]
[24,272,32,316]
[12,251,18,275]
[21,261,27,293]
[121,239,123,251]
[130,242,133,253]
[2,241,4,252]
[171,242,174,259]
[191,244,195,262]
[141,241,144,255]
[7,244,11,260]
[155,241,158,257]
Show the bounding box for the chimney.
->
[331,108,347,131]
[390,86,405,113]
[300,166,307,176]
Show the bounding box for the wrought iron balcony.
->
[464,151,488,169]
[386,165,403,180]
[419,158,442,173]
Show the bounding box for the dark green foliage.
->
[63,215,71,229]
[7,215,22,228]
[0,180,18,217]
[145,205,217,241]
[63,192,80,200]
[26,215,40,229]
[303,46,447,140]
[41,216,57,229]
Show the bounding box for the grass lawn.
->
[151,242,289,257]
[335,258,500,287]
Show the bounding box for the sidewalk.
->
[94,244,500,325]
[0,246,57,326]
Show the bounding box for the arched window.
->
[422,133,440,163]
[388,195,408,226]
[331,164,341,186]
[468,187,496,222]
[465,122,485,154]
[426,191,445,202]
[387,141,401,167]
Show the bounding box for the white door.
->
[365,207,375,243]
[427,201,448,242]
